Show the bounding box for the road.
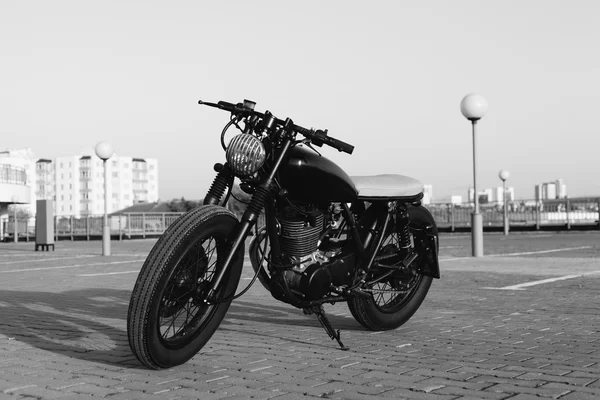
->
[0,232,598,399]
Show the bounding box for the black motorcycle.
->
[127,99,440,369]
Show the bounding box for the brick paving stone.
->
[378,386,459,399]
[1,239,600,399]
[5,385,84,399]
[558,391,600,400]
[268,392,316,400]
[307,380,394,396]
[538,382,600,396]
[213,385,290,399]
[434,385,513,399]
[484,383,572,398]
[465,375,545,389]
[266,382,348,398]
[447,366,526,379]
[411,377,496,392]
[515,371,596,386]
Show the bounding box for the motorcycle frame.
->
[201,117,438,305]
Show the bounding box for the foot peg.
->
[304,306,349,350]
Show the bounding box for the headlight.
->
[226,134,266,177]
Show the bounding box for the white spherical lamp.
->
[460,93,488,121]
[95,141,114,161]
[499,169,510,182]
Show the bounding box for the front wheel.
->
[127,205,244,369]
[348,205,438,331]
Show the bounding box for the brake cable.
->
[210,229,269,303]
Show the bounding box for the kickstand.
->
[304,306,349,351]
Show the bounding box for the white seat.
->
[351,174,423,199]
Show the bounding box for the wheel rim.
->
[158,235,223,347]
[368,231,423,313]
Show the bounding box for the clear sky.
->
[2,1,599,201]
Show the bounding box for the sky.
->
[1,1,599,202]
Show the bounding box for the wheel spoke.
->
[158,233,226,343]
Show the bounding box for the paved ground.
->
[0,232,599,399]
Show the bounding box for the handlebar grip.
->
[326,137,354,154]
[217,101,237,111]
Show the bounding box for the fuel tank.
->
[278,145,358,203]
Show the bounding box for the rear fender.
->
[408,205,440,279]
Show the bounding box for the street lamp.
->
[11,195,18,243]
[95,141,114,256]
[461,93,488,257]
[499,169,510,235]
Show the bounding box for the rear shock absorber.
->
[203,163,233,205]
[396,205,411,249]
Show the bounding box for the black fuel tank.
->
[278,145,358,203]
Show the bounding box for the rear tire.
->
[348,205,437,331]
[127,205,244,369]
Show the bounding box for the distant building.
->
[494,186,515,203]
[466,186,516,204]
[506,187,515,201]
[556,178,567,198]
[0,149,37,238]
[450,195,462,205]
[2,148,160,227]
[0,148,36,213]
[422,184,433,205]
[535,179,567,201]
[51,153,159,216]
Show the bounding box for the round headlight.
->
[226,134,266,177]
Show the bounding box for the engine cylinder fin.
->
[280,214,323,258]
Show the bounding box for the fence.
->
[2,212,186,242]
[2,197,600,241]
[427,197,600,231]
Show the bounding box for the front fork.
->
[203,135,294,302]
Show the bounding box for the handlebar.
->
[198,99,354,155]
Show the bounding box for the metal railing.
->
[3,197,600,242]
[426,197,600,231]
[53,212,186,240]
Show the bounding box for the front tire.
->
[348,205,437,331]
[127,205,244,369]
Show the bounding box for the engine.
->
[279,208,324,259]
[270,204,355,303]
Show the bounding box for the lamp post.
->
[461,93,488,257]
[499,169,510,235]
[95,141,114,256]
[11,195,18,243]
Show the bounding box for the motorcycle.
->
[127,99,440,369]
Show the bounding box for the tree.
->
[167,197,200,212]
[9,205,33,220]
[226,184,251,218]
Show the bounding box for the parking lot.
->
[0,232,599,399]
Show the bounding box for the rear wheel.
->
[348,206,437,330]
[127,205,244,369]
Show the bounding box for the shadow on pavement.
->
[225,300,363,331]
[0,290,366,369]
[0,288,137,368]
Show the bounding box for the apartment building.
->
[38,154,159,216]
